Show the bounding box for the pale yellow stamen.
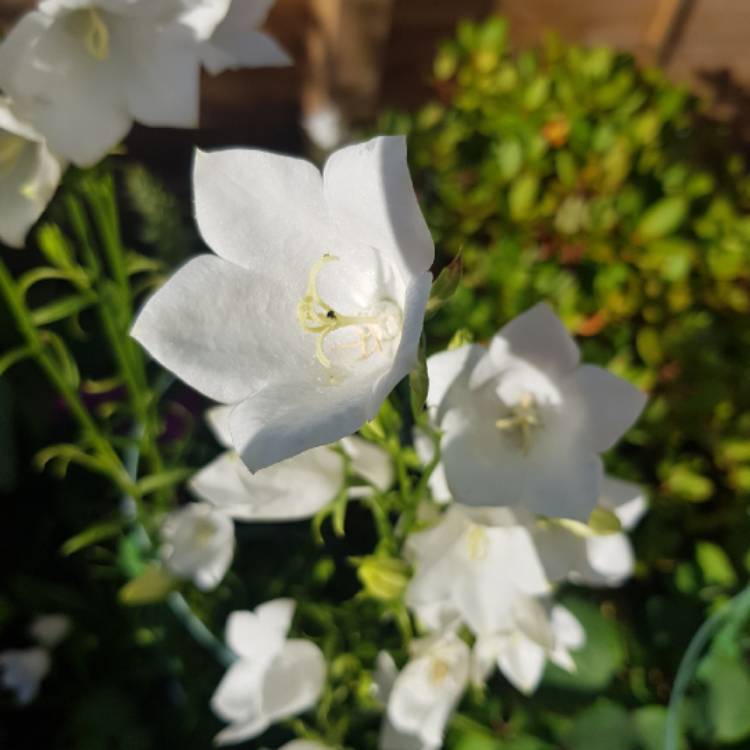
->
[430,658,450,684]
[467,524,489,561]
[496,392,542,454]
[296,254,402,369]
[84,7,110,61]
[192,518,217,547]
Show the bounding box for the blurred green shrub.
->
[382,17,750,748]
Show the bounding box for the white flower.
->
[189,406,392,520]
[373,651,439,750]
[426,303,646,521]
[302,104,346,151]
[0,0,289,167]
[413,427,451,505]
[274,743,332,750]
[132,136,434,471]
[472,604,585,695]
[385,631,469,748]
[405,504,551,635]
[534,476,646,586]
[0,648,50,705]
[0,99,63,249]
[211,599,326,746]
[160,502,234,590]
[29,614,71,649]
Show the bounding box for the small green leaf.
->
[697,650,750,743]
[119,565,176,606]
[31,292,97,326]
[136,467,194,496]
[635,197,688,241]
[425,254,462,318]
[696,541,736,587]
[36,223,77,271]
[61,520,125,556]
[409,334,429,420]
[509,174,539,221]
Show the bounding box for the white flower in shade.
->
[373,651,438,750]
[426,303,646,521]
[211,599,326,746]
[273,743,332,750]
[472,604,585,695]
[0,0,289,167]
[132,136,433,472]
[0,648,50,705]
[29,614,71,649]
[189,406,392,520]
[160,502,234,590]
[413,427,451,505]
[533,476,647,586]
[385,631,469,748]
[302,104,346,151]
[0,99,63,249]
[405,504,551,635]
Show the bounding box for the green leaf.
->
[124,251,164,276]
[567,700,637,750]
[0,345,35,377]
[697,650,750,743]
[425,254,462,318]
[31,292,97,326]
[119,564,176,606]
[409,334,429,419]
[39,331,80,388]
[61,520,125,556]
[509,174,539,221]
[633,706,686,750]
[696,541,737,587]
[635,197,688,241]
[496,138,523,180]
[136,467,194,496]
[36,223,77,272]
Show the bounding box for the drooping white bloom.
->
[0,99,64,249]
[189,406,392,520]
[29,614,71,649]
[472,604,585,695]
[373,651,439,750]
[385,631,469,748]
[534,476,647,586]
[0,0,289,167]
[0,648,51,705]
[132,136,434,472]
[426,304,646,521]
[274,743,332,750]
[211,599,326,746]
[405,504,551,635]
[160,502,234,590]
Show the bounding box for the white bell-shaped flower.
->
[426,304,646,521]
[386,631,469,748]
[160,502,234,590]
[211,599,326,746]
[0,648,51,705]
[472,604,585,695]
[132,136,433,472]
[0,99,63,249]
[0,0,289,167]
[405,504,551,635]
[189,406,392,520]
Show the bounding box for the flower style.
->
[211,599,326,745]
[533,476,647,586]
[405,504,551,635]
[189,406,393,520]
[385,631,470,748]
[0,648,51,705]
[0,0,290,167]
[426,303,646,521]
[132,136,434,471]
[0,99,64,249]
[472,603,585,695]
[160,502,234,590]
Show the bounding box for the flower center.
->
[430,657,450,684]
[495,391,542,454]
[466,524,489,561]
[191,518,217,548]
[67,7,110,61]
[296,254,402,370]
[0,133,25,176]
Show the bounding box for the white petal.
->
[280,742,333,750]
[29,614,70,649]
[585,533,635,584]
[225,598,294,661]
[192,147,333,276]
[496,632,546,694]
[570,365,647,452]
[0,648,51,705]
[469,303,579,391]
[599,476,647,529]
[341,435,393,491]
[131,254,308,404]
[210,659,266,723]
[551,605,585,650]
[176,0,232,39]
[323,136,434,281]
[426,344,483,412]
[205,405,234,449]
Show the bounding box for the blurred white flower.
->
[189,406,392,520]
[0,648,50,705]
[0,0,289,167]
[426,303,646,521]
[29,614,71,649]
[534,476,646,586]
[274,743,332,750]
[373,651,438,750]
[160,502,234,590]
[385,631,469,748]
[211,599,326,746]
[413,427,451,505]
[0,99,63,249]
[132,136,433,471]
[405,504,550,635]
[302,104,346,151]
[472,604,585,695]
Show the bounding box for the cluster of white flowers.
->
[0,614,70,705]
[0,0,289,248]
[128,136,647,746]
